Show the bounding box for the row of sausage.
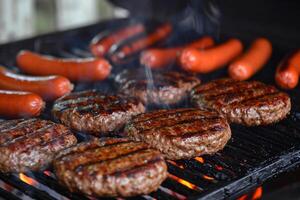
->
[0,22,299,119]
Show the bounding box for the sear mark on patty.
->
[191,78,291,126]
[53,138,167,197]
[0,118,77,173]
[52,90,145,135]
[115,69,200,105]
[124,108,231,160]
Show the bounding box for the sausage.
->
[228,38,272,80]
[111,23,172,63]
[180,39,243,73]
[0,90,44,118]
[0,66,73,101]
[275,50,300,89]
[90,24,145,57]
[16,50,111,82]
[140,36,214,69]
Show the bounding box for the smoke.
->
[140,1,221,110]
[172,0,221,39]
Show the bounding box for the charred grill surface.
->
[0,119,77,173]
[124,108,231,159]
[52,90,145,135]
[115,69,200,105]
[191,78,291,126]
[53,138,167,197]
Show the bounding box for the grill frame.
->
[0,18,299,200]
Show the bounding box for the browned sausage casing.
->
[17,50,111,82]
[275,50,300,89]
[111,23,172,63]
[90,24,145,57]
[228,38,272,80]
[180,39,243,73]
[140,36,214,69]
[0,66,73,101]
[0,90,44,118]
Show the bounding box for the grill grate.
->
[0,19,299,200]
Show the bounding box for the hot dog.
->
[0,66,73,101]
[90,24,145,57]
[0,90,44,118]
[111,23,172,63]
[228,38,272,80]
[275,50,300,89]
[180,39,243,73]
[16,50,111,82]
[140,36,215,69]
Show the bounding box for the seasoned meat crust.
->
[53,138,167,197]
[191,78,291,126]
[52,90,145,135]
[124,108,231,160]
[0,118,77,173]
[115,69,200,105]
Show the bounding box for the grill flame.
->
[19,173,38,186]
[252,187,263,200]
[195,157,204,163]
[168,174,202,192]
[167,160,185,169]
[203,175,214,181]
[238,186,263,200]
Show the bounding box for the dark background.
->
[110,0,300,49]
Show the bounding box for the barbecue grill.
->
[0,18,299,200]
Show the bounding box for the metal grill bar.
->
[0,174,56,200]
[0,187,22,200]
[26,172,89,200]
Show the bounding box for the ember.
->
[19,173,38,186]
[168,174,202,192]
[238,187,263,200]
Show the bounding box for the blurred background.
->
[0,0,299,49]
[0,0,128,44]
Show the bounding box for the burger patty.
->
[191,78,291,126]
[124,108,231,160]
[0,118,77,173]
[115,69,200,105]
[53,138,167,197]
[52,90,145,135]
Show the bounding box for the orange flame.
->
[252,187,263,200]
[168,174,202,192]
[19,173,38,186]
[203,175,214,181]
[167,160,184,169]
[237,187,263,200]
[238,195,247,200]
[195,157,204,163]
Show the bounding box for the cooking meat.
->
[53,138,167,197]
[0,118,77,173]
[115,69,200,105]
[52,90,145,135]
[124,108,231,160]
[191,78,291,126]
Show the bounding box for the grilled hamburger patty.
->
[53,138,167,197]
[191,78,291,126]
[124,108,231,159]
[115,69,200,105]
[52,90,145,135]
[0,118,77,173]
